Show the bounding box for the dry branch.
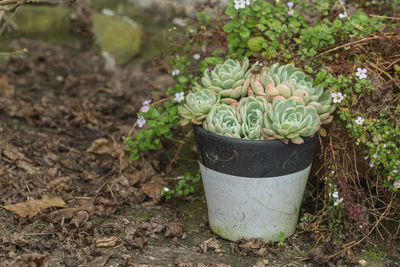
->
[0,0,40,12]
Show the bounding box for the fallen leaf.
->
[141,183,164,202]
[2,143,31,162]
[17,160,39,174]
[88,255,111,267]
[96,236,118,247]
[13,253,49,267]
[87,138,118,157]
[252,259,266,267]
[200,238,222,253]
[211,263,231,267]
[3,195,67,218]
[319,127,327,137]
[165,221,184,237]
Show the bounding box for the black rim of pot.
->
[193,124,319,178]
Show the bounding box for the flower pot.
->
[193,125,318,242]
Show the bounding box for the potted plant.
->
[178,58,335,242]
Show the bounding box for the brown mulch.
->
[0,39,179,266]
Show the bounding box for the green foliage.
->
[124,101,179,161]
[223,0,386,64]
[161,171,201,200]
[277,232,286,244]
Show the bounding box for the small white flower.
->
[394,182,400,189]
[338,12,347,19]
[332,92,344,104]
[172,17,187,27]
[288,9,294,16]
[137,115,146,128]
[171,69,180,76]
[334,197,344,206]
[355,116,364,125]
[331,191,339,198]
[287,2,294,8]
[393,169,399,173]
[373,154,378,159]
[102,8,115,17]
[142,99,152,106]
[383,144,387,148]
[193,53,201,60]
[174,92,185,103]
[356,67,367,79]
[234,0,246,9]
[369,161,374,168]
[163,187,170,192]
[141,105,150,113]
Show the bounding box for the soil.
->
[0,10,397,267]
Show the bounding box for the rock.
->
[92,13,141,65]
[13,6,72,35]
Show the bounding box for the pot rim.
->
[193,124,318,145]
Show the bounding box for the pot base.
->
[200,162,311,242]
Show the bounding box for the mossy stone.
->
[92,14,141,65]
[13,6,71,35]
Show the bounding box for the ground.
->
[0,4,397,267]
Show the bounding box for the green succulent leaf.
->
[178,89,220,126]
[262,99,321,144]
[203,104,242,139]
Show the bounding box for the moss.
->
[13,6,71,35]
[92,13,141,65]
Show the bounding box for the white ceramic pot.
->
[193,125,318,242]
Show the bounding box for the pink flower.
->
[394,181,400,189]
[141,105,150,113]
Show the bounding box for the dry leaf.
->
[96,236,118,247]
[3,195,67,218]
[165,221,184,237]
[319,127,327,137]
[200,238,222,253]
[211,263,231,267]
[13,253,49,267]
[252,259,266,267]
[87,138,118,157]
[141,183,164,202]
[17,160,39,174]
[88,255,111,267]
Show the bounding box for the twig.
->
[107,184,117,203]
[165,129,193,175]
[316,35,399,58]
[336,0,363,32]
[369,14,400,20]
[24,232,55,236]
[326,195,395,259]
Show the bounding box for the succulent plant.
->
[178,89,220,126]
[262,99,321,144]
[201,57,257,103]
[237,96,268,140]
[248,64,335,124]
[203,104,242,139]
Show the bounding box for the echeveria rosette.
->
[237,96,268,140]
[201,57,257,103]
[249,64,316,103]
[248,63,335,125]
[203,104,242,139]
[178,89,220,126]
[308,89,336,124]
[262,99,321,144]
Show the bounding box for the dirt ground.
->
[0,13,398,267]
